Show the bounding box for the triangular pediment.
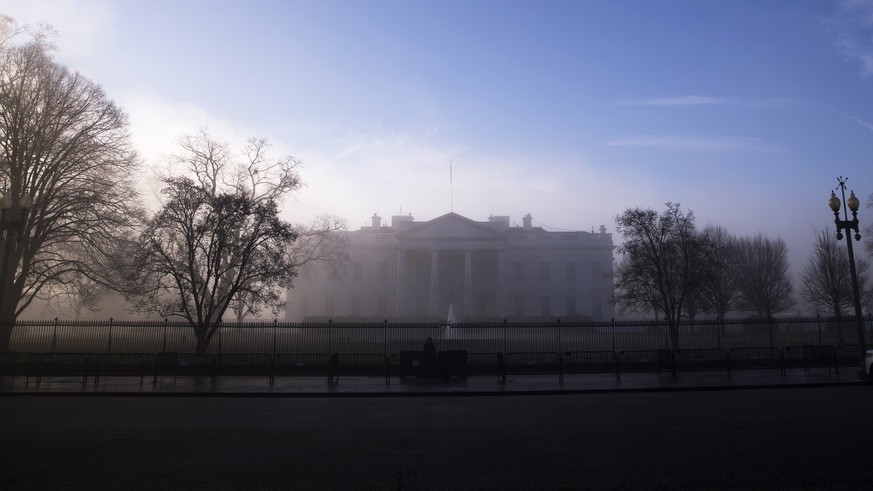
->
[396,212,505,241]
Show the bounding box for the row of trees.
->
[0,18,349,352]
[613,205,791,352]
[613,204,872,353]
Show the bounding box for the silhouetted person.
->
[423,337,436,353]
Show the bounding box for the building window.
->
[540,262,550,281]
[541,296,551,317]
[352,262,362,281]
[378,262,388,281]
[514,296,525,317]
[590,261,601,280]
[515,262,525,281]
[565,262,575,281]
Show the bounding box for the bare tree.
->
[698,224,740,318]
[291,215,350,275]
[613,203,709,353]
[167,129,301,203]
[681,285,706,321]
[0,20,141,349]
[122,131,303,351]
[125,177,297,352]
[38,277,106,320]
[0,15,55,50]
[802,228,872,317]
[232,214,350,321]
[734,234,795,317]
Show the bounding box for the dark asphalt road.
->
[1,386,871,490]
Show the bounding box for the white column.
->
[464,249,473,317]
[395,249,406,317]
[430,249,439,316]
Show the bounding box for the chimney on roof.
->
[488,214,510,231]
[391,214,414,230]
[371,213,381,229]
[523,213,532,230]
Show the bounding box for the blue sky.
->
[4,0,873,281]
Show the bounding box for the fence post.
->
[767,316,774,348]
[556,318,562,355]
[272,318,278,358]
[664,318,669,350]
[611,318,616,353]
[816,313,822,345]
[328,318,333,359]
[217,321,223,355]
[503,318,507,356]
[716,316,722,350]
[50,317,58,354]
[162,318,168,352]
[383,319,388,358]
[106,317,113,354]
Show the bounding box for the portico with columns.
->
[285,211,615,322]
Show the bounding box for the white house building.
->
[285,212,615,321]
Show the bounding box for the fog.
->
[6,1,873,320]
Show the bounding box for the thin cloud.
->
[606,135,783,152]
[616,96,799,107]
[845,113,873,133]
[828,0,873,77]
[617,95,727,106]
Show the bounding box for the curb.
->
[1,379,864,398]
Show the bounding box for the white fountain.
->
[441,304,457,339]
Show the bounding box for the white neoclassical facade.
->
[285,212,615,322]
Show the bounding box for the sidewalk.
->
[0,366,864,396]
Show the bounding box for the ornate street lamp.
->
[828,176,867,379]
[0,190,31,234]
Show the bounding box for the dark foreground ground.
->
[1,386,871,490]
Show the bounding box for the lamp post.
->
[0,189,32,329]
[828,176,867,379]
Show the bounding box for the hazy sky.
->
[4,0,873,276]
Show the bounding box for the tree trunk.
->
[669,325,680,354]
[194,324,219,355]
[0,243,22,351]
[0,255,19,352]
[195,330,210,355]
[0,318,14,352]
[668,321,679,378]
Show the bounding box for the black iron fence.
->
[1,315,870,385]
